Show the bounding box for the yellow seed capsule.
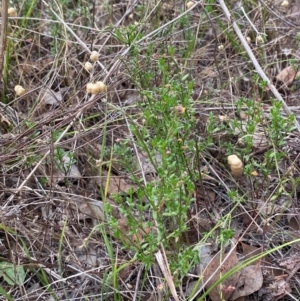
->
[228,155,243,177]
[90,51,99,62]
[171,105,186,115]
[95,81,107,92]
[86,82,107,94]
[246,36,251,44]
[281,0,289,8]
[218,44,224,51]
[256,35,264,44]
[14,85,25,96]
[84,62,93,71]
[8,7,17,17]
[186,1,195,9]
[86,83,94,94]
[90,84,100,95]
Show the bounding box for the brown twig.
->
[0,0,8,80]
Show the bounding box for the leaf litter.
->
[1,0,300,300]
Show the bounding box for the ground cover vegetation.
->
[1,0,300,300]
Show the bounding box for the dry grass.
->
[1,0,300,300]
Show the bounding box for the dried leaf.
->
[197,189,216,203]
[42,88,63,105]
[78,201,105,221]
[203,250,240,301]
[252,129,267,149]
[232,121,267,149]
[45,153,81,184]
[200,67,218,78]
[282,48,292,56]
[287,214,300,231]
[194,243,215,272]
[102,174,137,195]
[264,255,286,278]
[257,199,287,216]
[73,197,120,222]
[270,278,291,301]
[279,255,300,270]
[229,264,263,300]
[184,280,201,298]
[0,113,12,133]
[117,217,151,243]
[69,246,98,268]
[61,154,81,177]
[232,298,244,301]
[276,65,300,88]
[134,150,158,174]
[240,242,262,265]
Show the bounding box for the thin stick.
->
[0,0,8,78]
[155,250,180,301]
[218,0,300,133]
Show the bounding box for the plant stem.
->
[0,0,8,83]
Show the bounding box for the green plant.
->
[0,262,25,286]
[53,147,75,175]
[103,20,207,288]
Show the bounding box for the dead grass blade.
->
[155,249,180,301]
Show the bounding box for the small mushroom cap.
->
[8,7,17,17]
[95,81,106,92]
[84,62,93,71]
[90,51,100,62]
[228,155,243,177]
[186,1,195,9]
[14,85,26,96]
[86,82,107,94]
